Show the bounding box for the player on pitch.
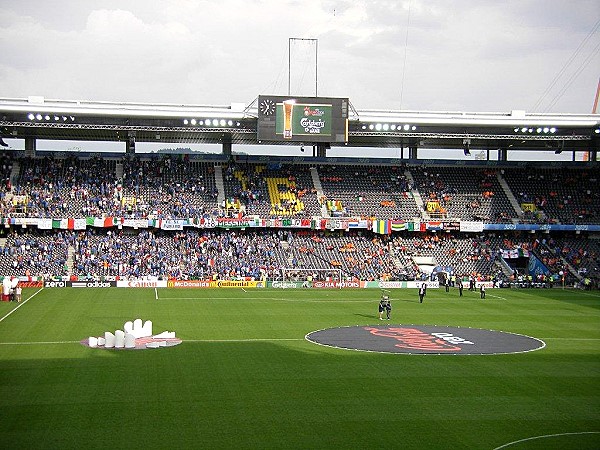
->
[379,290,391,320]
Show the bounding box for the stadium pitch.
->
[0,287,598,449]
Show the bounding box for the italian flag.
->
[52,218,75,229]
[92,217,117,228]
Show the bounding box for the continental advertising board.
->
[167,280,265,288]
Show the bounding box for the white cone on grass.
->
[124,321,134,335]
[88,336,98,348]
[114,330,125,348]
[124,333,136,348]
[104,332,115,348]
[141,320,152,337]
[131,319,143,337]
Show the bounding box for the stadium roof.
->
[0,96,599,153]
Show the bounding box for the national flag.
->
[372,220,391,234]
[391,220,406,231]
[92,217,117,227]
[52,218,75,229]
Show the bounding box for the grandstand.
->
[0,96,598,287]
[0,150,597,287]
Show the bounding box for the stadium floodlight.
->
[36,114,42,120]
[62,116,67,121]
[212,119,219,126]
[28,113,35,120]
[44,115,50,120]
[550,127,556,133]
[403,124,410,131]
[595,128,600,134]
[375,123,382,131]
[190,119,196,125]
[183,119,189,125]
[543,127,549,133]
[513,127,519,132]
[219,119,226,126]
[227,120,233,126]
[54,116,59,121]
[198,120,204,125]
[390,125,396,131]
[382,124,389,131]
[536,128,542,133]
[411,125,417,131]
[70,116,75,121]
[361,125,367,130]
[520,127,527,132]
[368,124,374,130]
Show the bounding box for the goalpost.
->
[281,268,343,283]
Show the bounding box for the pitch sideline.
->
[0,287,44,324]
[493,431,600,449]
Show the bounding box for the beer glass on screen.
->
[282,99,295,139]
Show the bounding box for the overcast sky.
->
[1,0,599,114]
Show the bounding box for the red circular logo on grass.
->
[305,325,545,355]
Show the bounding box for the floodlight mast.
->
[288,38,318,96]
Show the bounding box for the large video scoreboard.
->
[257,95,348,143]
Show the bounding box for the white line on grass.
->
[157,297,376,303]
[575,291,600,299]
[486,293,507,300]
[540,337,600,341]
[493,431,600,450]
[185,338,304,343]
[0,287,44,324]
[3,337,595,346]
[0,338,305,346]
[0,340,79,345]
[155,288,158,300]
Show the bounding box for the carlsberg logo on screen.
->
[276,102,332,137]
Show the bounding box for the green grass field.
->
[0,286,598,450]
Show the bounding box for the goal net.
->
[281,268,343,283]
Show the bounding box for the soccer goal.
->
[281,268,343,283]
